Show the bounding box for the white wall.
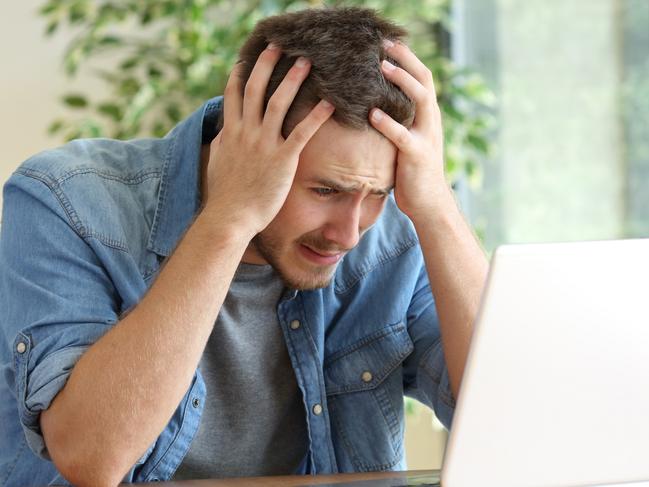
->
[0,0,103,216]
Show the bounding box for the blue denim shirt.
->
[0,97,455,486]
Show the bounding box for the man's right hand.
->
[203,43,335,236]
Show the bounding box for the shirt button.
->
[192,398,200,408]
[312,403,323,415]
[290,320,301,330]
[16,342,26,354]
[361,371,373,383]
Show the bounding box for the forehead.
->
[296,119,396,191]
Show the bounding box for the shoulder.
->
[5,137,169,253]
[15,137,168,188]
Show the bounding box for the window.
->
[454,0,649,251]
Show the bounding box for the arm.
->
[410,190,487,401]
[39,47,334,487]
[40,211,252,486]
[369,40,488,401]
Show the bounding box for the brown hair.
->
[237,7,414,135]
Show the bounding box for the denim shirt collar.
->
[147,96,224,257]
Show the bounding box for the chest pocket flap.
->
[324,322,414,396]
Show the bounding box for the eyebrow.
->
[312,178,394,197]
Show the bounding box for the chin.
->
[252,234,339,290]
[275,262,337,291]
[280,270,335,291]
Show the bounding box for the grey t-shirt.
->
[173,263,308,479]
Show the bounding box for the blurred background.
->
[1,0,648,471]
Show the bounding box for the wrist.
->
[194,205,257,247]
[406,183,457,225]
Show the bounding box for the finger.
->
[242,44,283,126]
[383,40,436,94]
[262,56,312,136]
[223,62,244,124]
[281,99,335,157]
[381,59,437,129]
[369,108,414,152]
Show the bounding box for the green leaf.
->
[64,129,82,142]
[97,102,123,121]
[45,20,59,35]
[82,119,103,138]
[97,35,122,46]
[148,65,163,78]
[467,133,489,154]
[63,45,84,75]
[38,1,61,16]
[98,3,129,23]
[442,102,463,122]
[141,9,153,25]
[465,160,483,188]
[152,120,169,137]
[122,82,157,130]
[118,78,141,97]
[48,119,64,134]
[68,4,88,24]
[165,103,182,123]
[120,57,139,70]
[445,156,458,178]
[62,94,88,108]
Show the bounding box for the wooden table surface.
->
[132,470,441,486]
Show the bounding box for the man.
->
[0,7,487,486]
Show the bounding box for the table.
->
[132,470,441,486]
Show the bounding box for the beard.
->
[251,229,348,291]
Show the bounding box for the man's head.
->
[238,6,414,134]
[234,7,413,290]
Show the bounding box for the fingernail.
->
[295,56,309,67]
[267,42,278,50]
[382,60,396,71]
[321,100,333,110]
[383,39,395,49]
[371,109,384,122]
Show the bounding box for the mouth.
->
[298,244,344,266]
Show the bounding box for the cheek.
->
[274,190,329,236]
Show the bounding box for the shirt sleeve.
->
[402,255,456,429]
[0,171,120,459]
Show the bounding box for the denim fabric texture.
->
[0,97,455,486]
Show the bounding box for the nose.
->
[322,201,362,251]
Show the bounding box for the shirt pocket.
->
[323,322,414,472]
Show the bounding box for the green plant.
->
[40,0,494,186]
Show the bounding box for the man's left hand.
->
[369,40,450,223]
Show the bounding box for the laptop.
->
[441,238,649,487]
[294,239,649,487]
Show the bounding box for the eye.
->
[311,187,339,197]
